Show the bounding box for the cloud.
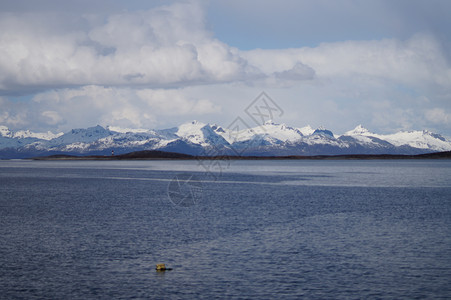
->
[40,111,63,125]
[274,62,315,81]
[425,108,451,124]
[0,107,29,128]
[0,86,221,131]
[135,88,221,115]
[241,33,451,89]
[5,2,448,94]
[0,2,262,95]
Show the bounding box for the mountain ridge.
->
[1,122,450,159]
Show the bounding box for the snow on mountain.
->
[0,126,64,150]
[54,125,112,144]
[174,120,230,147]
[1,122,450,158]
[100,126,176,150]
[175,120,209,146]
[298,125,315,136]
[0,126,13,138]
[382,130,451,152]
[342,125,451,152]
[344,124,370,136]
[13,130,63,140]
[216,120,304,145]
[32,125,115,152]
[252,121,304,142]
[341,125,387,147]
[107,126,152,134]
[0,126,62,140]
[217,126,254,144]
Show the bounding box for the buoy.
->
[156,263,172,271]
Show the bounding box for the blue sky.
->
[0,0,450,136]
[209,0,451,49]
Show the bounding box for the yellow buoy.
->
[156,263,172,271]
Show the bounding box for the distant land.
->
[31,150,451,160]
[2,121,451,159]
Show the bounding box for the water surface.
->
[1,159,450,299]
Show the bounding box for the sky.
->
[0,0,450,136]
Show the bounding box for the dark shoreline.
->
[29,150,451,161]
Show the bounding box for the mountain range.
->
[1,121,450,159]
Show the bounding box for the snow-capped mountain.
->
[0,126,62,140]
[298,125,315,136]
[342,125,451,152]
[0,122,450,159]
[216,120,304,145]
[0,126,13,138]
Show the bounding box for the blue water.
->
[0,159,450,299]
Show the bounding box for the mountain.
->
[1,122,450,159]
[342,125,451,152]
[312,126,335,138]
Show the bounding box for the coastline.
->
[29,150,451,161]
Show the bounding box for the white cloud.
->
[0,2,265,94]
[3,3,448,93]
[425,108,451,124]
[274,62,315,81]
[136,89,221,115]
[4,86,219,131]
[40,111,63,125]
[0,109,28,128]
[241,33,451,88]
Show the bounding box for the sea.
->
[0,159,450,299]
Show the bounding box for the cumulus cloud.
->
[0,2,263,94]
[4,2,448,93]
